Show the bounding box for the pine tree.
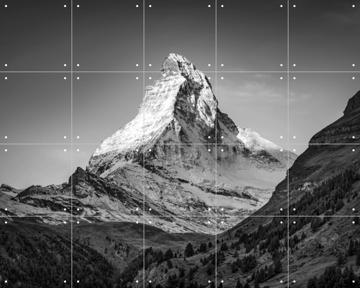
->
[184,243,195,258]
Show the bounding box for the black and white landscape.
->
[1,0,360,288]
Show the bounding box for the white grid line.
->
[287,1,291,287]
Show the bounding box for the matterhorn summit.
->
[0,54,296,233]
[84,53,296,232]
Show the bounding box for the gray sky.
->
[0,0,359,188]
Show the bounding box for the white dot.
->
[136,76,139,80]
[292,149,296,152]
[280,280,284,284]
[136,63,139,67]
[280,76,284,80]
[208,280,211,283]
[293,76,296,80]
[280,135,284,139]
[280,221,284,224]
[77,221,80,224]
[148,77,152,80]
[148,4,152,7]
[208,63,211,67]
[352,76,356,80]
[280,4,283,8]
[77,280,80,283]
[4,76,7,80]
[352,4,356,8]
[280,208,283,211]
[136,221,139,224]
[352,135,356,139]
[221,208,224,211]
[352,64,356,67]
[149,280,152,283]
[280,148,284,152]
[64,76,67,80]
[280,63,284,67]
[77,76,80,80]
[352,148,356,152]
[293,135,296,139]
[293,221,296,224]
[136,4,139,8]
[63,208,66,211]
[64,4,67,8]
[148,149,152,152]
[149,208,152,211]
[221,4,224,8]
[136,280,139,283]
[293,4,296,8]
[4,149,8,152]
[4,64,7,67]
[352,221,356,224]
[221,135,224,139]
[208,149,211,152]
[352,280,356,283]
[76,4,80,8]
[4,208,7,211]
[76,63,80,67]
[353,208,356,211]
[76,148,80,152]
[64,64,67,67]
[76,135,80,139]
[4,4,8,7]
[221,63,224,67]
[63,136,67,139]
[4,136,7,139]
[221,76,224,80]
[221,280,224,283]
[293,64,296,67]
[148,63,152,67]
[208,77,211,80]
[64,280,67,283]
[4,221,7,224]
[208,4,211,8]
[221,148,224,152]
[293,208,296,211]
[292,280,297,283]
[64,149,67,152]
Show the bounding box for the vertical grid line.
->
[286,0,290,287]
[214,0,218,287]
[70,0,74,287]
[142,1,146,288]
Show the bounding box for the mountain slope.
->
[1,53,295,233]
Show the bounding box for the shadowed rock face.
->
[310,90,360,144]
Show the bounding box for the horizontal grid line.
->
[1,70,359,74]
[1,215,359,219]
[0,142,359,146]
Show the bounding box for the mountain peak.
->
[344,90,360,115]
[161,53,204,88]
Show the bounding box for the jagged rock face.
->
[0,54,296,233]
[310,90,360,144]
[84,53,294,232]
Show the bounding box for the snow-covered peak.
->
[91,53,217,159]
[161,53,203,86]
